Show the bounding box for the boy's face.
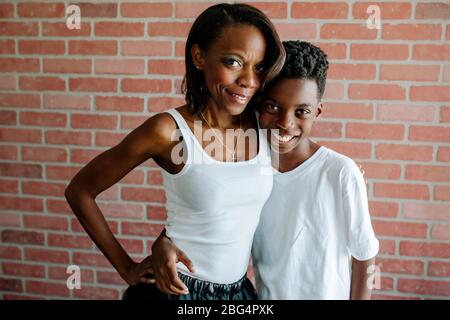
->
[259,78,322,154]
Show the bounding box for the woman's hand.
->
[121,255,155,286]
[151,229,195,295]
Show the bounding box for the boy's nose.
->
[277,113,295,130]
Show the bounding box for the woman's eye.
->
[224,58,241,67]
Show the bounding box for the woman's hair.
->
[271,41,329,100]
[182,3,286,115]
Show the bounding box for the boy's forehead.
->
[266,78,319,101]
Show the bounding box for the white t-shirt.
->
[252,146,379,299]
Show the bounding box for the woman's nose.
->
[237,66,259,89]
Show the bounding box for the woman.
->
[65,3,285,300]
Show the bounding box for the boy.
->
[150,41,379,300]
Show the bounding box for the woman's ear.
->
[191,44,205,70]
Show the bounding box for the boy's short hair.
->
[270,41,329,100]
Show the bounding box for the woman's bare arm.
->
[65,113,177,285]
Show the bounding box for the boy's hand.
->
[121,255,155,286]
[151,230,195,295]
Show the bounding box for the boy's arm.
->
[350,256,376,300]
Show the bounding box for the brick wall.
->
[0,1,449,300]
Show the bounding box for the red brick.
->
[70,78,117,92]
[0,75,16,90]
[147,205,167,221]
[409,126,450,143]
[349,84,405,100]
[359,162,401,180]
[0,93,40,108]
[0,213,20,227]
[382,24,441,40]
[148,60,185,76]
[74,286,119,300]
[96,59,145,75]
[445,66,450,82]
[122,40,172,56]
[351,44,409,60]
[0,58,40,73]
[426,191,450,208]
[97,271,126,285]
[416,3,450,19]
[0,40,15,54]
[328,64,375,80]
[45,130,91,146]
[121,79,171,93]
[95,22,144,37]
[0,246,21,260]
[412,44,450,61]
[403,203,450,221]
[317,141,372,159]
[322,83,344,100]
[71,114,118,130]
[292,2,348,19]
[48,234,93,249]
[26,280,69,297]
[95,132,126,147]
[376,144,433,162]
[122,221,165,237]
[428,261,450,277]
[120,115,147,130]
[369,201,398,218]
[406,165,450,182]
[353,2,412,19]
[74,2,117,17]
[147,170,163,185]
[71,218,119,235]
[44,94,91,110]
[0,22,39,36]
[1,230,44,245]
[118,170,145,184]
[18,40,65,55]
[371,294,420,300]
[373,183,429,200]
[377,258,423,275]
[148,97,185,112]
[310,122,342,138]
[47,199,72,215]
[0,278,23,293]
[411,86,450,102]
[0,195,43,212]
[22,181,66,197]
[23,215,68,231]
[22,146,67,163]
[0,111,16,125]
[0,3,14,18]
[73,252,111,268]
[346,123,404,140]
[69,40,117,55]
[377,104,435,122]
[321,103,373,120]
[122,2,172,17]
[400,241,450,259]
[70,148,102,164]
[398,279,450,296]
[2,262,45,278]
[20,111,66,127]
[380,65,439,82]
[43,22,91,37]
[148,22,192,37]
[0,146,18,161]
[98,203,144,219]
[25,248,69,264]
[0,163,41,178]
[315,43,346,60]
[437,146,450,162]
[96,96,144,113]
[19,76,65,91]
[18,3,65,17]
[117,238,144,254]
[372,220,427,238]
[96,186,119,201]
[121,187,166,204]
[321,23,377,39]
[43,59,91,74]
[431,224,450,240]
[46,165,82,181]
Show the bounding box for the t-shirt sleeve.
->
[340,160,379,261]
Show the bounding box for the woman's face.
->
[192,24,266,116]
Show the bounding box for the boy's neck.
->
[273,138,321,173]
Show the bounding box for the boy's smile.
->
[259,78,323,166]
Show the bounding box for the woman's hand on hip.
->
[121,255,155,286]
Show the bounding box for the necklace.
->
[200,111,242,162]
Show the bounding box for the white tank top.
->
[161,108,273,284]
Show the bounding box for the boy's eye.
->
[263,103,278,112]
[296,109,311,117]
